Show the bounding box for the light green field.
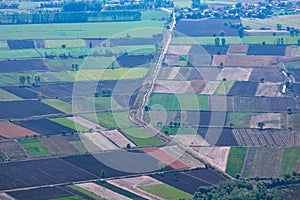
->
[242,14,300,30]
[67,68,148,81]
[225,112,251,128]
[160,127,197,135]
[226,147,247,177]
[214,80,235,95]
[73,97,121,112]
[43,99,74,114]
[139,184,193,200]
[69,185,105,200]
[18,138,52,157]
[46,59,84,70]
[0,40,7,49]
[0,49,42,59]
[242,36,300,45]
[0,72,41,85]
[171,36,242,45]
[83,112,135,129]
[43,47,91,57]
[150,93,208,110]
[0,89,21,101]
[50,118,90,132]
[45,39,86,48]
[0,21,165,40]
[120,127,162,146]
[280,148,300,176]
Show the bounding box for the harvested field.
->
[110,37,158,46]
[117,54,153,68]
[141,147,190,170]
[171,134,209,146]
[161,145,205,168]
[157,67,172,79]
[76,182,130,200]
[227,44,248,54]
[0,122,39,139]
[0,88,21,101]
[0,140,28,161]
[64,134,89,154]
[202,45,229,55]
[101,129,136,148]
[247,44,286,56]
[0,157,97,191]
[80,132,118,151]
[14,119,76,136]
[189,146,230,172]
[250,113,281,129]
[39,135,79,156]
[217,67,252,81]
[255,82,283,97]
[67,116,101,130]
[150,169,227,194]
[0,100,63,119]
[267,97,300,112]
[168,45,191,55]
[212,55,283,67]
[234,96,269,112]
[0,59,47,72]
[214,80,235,95]
[200,81,220,95]
[153,80,204,94]
[233,129,300,147]
[198,127,239,146]
[167,67,180,79]
[7,39,35,49]
[249,67,285,82]
[209,95,235,111]
[175,19,240,37]
[164,54,179,65]
[108,176,164,200]
[228,81,259,96]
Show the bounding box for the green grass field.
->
[45,39,86,48]
[141,10,169,20]
[50,118,90,132]
[280,148,300,176]
[67,68,147,81]
[242,14,300,30]
[171,36,242,45]
[139,184,193,200]
[18,138,52,157]
[120,127,162,146]
[214,80,235,95]
[160,127,197,135]
[43,99,74,114]
[226,147,247,177]
[69,185,104,200]
[83,112,134,129]
[0,21,165,40]
[0,40,7,49]
[0,89,21,101]
[150,93,208,111]
[242,35,300,45]
[46,59,84,70]
[225,112,251,128]
[0,49,42,59]
[73,97,121,112]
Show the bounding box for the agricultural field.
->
[0,122,39,139]
[225,147,247,177]
[50,117,90,133]
[18,138,52,157]
[0,140,28,161]
[120,127,162,146]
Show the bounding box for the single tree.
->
[19,75,26,87]
[257,122,265,131]
[221,38,226,46]
[37,92,42,101]
[26,75,31,86]
[34,74,40,86]
[126,143,131,149]
[215,37,220,46]
[219,31,225,37]
[100,169,106,178]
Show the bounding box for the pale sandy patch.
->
[250,113,281,129]
[217,67,253,81]
[255,82,283,97]
[167,67,180,79]
[168,45,191,55]
[67,116,101,130]
[201,81,220,94]
[0,193,15,200]
[81,132,118,151]
[171,134,210,146]
[101,129,136,148]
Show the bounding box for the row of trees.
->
[0,11,141,24]
[19,74,40,87]
[215,38,226,46]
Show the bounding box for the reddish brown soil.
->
[0,122,39,139]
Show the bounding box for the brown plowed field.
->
[0,122,39,139]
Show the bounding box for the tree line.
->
[0,11,141,24]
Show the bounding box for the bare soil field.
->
[157,67,172,79]
[81,132,118,151]
[285,46,300,56]
[1,86,39,99]
[76,182,131,200]
[200,81,220,94]
[0,59,47,73]
[154,80,195,94]
[0,140,28,161]
[249,68,285,82]
[212,55,283,67]
[167,67,180,79]
[198,127,239,146]
[67,116,101,130]
[234,96,269,112]
[40,135,79,156]
[227,44,248,54]
[217,67,252,81]
[233,129,300,147]
[250,113,281,129]
[175,19,240,37]
[161,145,205,168]
[141,147,191,170]
[163,54,179,65]
[168,45,191,55]
[0,122,39,139]
[101,129,136,148]
[191,68,220,80]
[188,54,211,66]
[228,81,259,96]
[255,82,283,97]
[202,45,229,56]
[108,176,163,200]
[171,134,209,146]
[209,95,235,111]
[189,146,230,172]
